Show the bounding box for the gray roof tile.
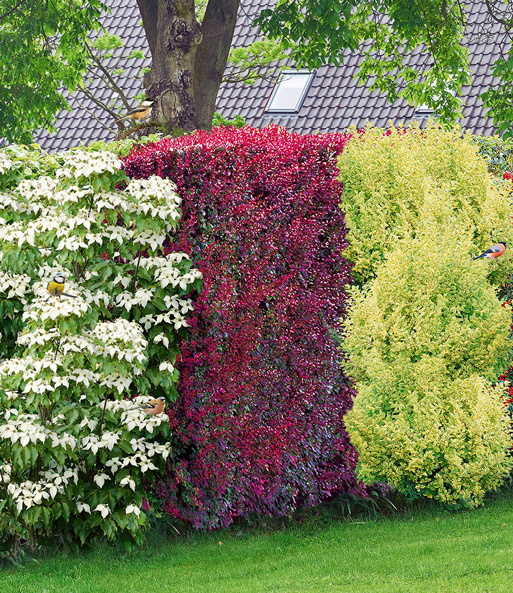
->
[33,0,505,152]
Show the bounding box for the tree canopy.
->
[0,0,106,143]
[1,0,513,143]
[257,0,513,136]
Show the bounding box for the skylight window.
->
[265,70,315,113]
[414,103,435,116]
[414,80,457,117]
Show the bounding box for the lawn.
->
[2,491,513,593]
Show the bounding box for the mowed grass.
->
[2,491,513,593]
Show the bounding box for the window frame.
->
[264,69,316,114]
[414,82,457,117]
[414,103,435,116]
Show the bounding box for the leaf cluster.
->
[257,0,470,123]
[0,0,107,143]
[338,122,513,286]
[224,39,288,85]
[343,213,513,506]
[473,134,513,176]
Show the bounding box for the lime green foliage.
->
[3,492,513,592]
[338,122,513,286]
[343,209,513,506]
[91,33,123,54]
[86,134,164,158]
[195,0,208,22]
[127,49,146,60]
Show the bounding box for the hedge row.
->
[340,124,513,506]
[123,126,366,528]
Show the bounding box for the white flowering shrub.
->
[0,144,59,192]
[0,146,202,552]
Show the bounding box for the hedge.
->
[123,125,366,529]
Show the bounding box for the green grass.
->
[2,491,513,593]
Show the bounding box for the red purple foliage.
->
[123,125,365,529]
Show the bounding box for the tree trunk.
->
[136,0,203,133]
[137,0,240,133]
[194,0,240,130]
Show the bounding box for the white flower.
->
[99,431,120,450]
[125,504,141,517]
[0,271,31,300]
[5,467,78,510]
[77,502,91,514]
[82,434,101,454]
[0,414,76,450]
[120,476,137,491]
[91,318,147,367]
[174,318,190,330]
[154,333,170,349]
[105,457,122,473]
[0,152,14,175]
[0,463,12,484]
[159,361,175,373]
[94,504,111,518]
[61,150,121,179]
[79,417,97,431]
[23,295,90,324]
[93,473,111,489]
[139,456,158,473]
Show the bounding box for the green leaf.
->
[118,440,134,454]
[92,177,103,192]
[61,501,71,522]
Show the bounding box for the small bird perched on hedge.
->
[115,100,154,124]
[473,242,507,260]
[46,273,77,300]
[139,397,166,416]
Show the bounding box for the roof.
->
[34,0,505,152]
[217,0,505,135]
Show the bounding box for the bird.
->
[46,273,77,300]
[138,397,166,416]
[115,100,154,124]
[473,242,507,260]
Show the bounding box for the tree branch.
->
[484,0,513,28]
[97,395,108,436]
[131,249,142,294]
[76,86,122,125]
[84,40,132,111]
[75,98,117,136]
[0,0,25,22]
[455,0,466,26]
[116,120,159,140]
[222,65,282,84]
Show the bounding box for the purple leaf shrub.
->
[123,125,365,529]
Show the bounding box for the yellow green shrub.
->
[343,210,513,506]
[338,121,513,286]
